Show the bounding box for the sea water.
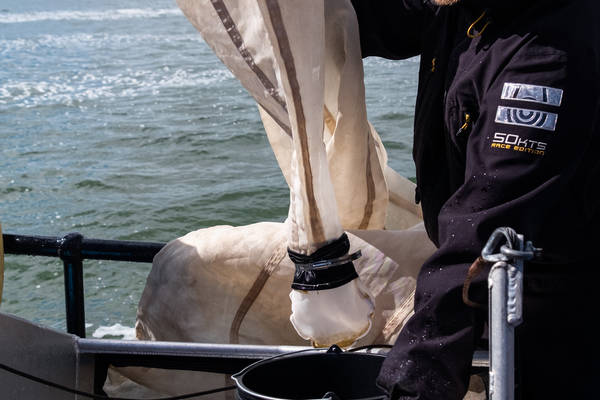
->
[0,0,418,338]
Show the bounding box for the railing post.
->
[58,232,86,338]
[488,261,517,400]
[482,228,539,400]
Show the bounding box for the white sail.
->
[177,0,390,345]
[177,0,390,233]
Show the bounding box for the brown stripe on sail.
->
[358,133,376,229]
[258,101,293,137]
[389,191,424,219]
[264,0,325,244]
[210,0,288,112]
[229,244,287,344]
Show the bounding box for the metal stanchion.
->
[482,228,540,400]
[58,233,86,338]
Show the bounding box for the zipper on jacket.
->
[456,113,472,137]
[453,111,475,163]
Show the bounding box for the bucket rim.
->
[231,347,387,400]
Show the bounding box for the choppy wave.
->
[0,68,233,107]
[0,8,182,24]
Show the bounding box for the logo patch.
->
[501,82,563,107]
[491,132,547,156]
[495,106,558,132]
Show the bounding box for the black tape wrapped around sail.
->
[288,233,360,291]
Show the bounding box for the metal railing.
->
[2,232,165,338]
[2,230,498,396]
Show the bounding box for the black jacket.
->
[351,0,600,399]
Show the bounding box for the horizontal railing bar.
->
[78,338,489,366]
[472,350,490,368]
[2,234,61,257]
[2,233,165,263]
[78,339,310,359]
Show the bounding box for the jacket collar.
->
[462,0,530,11]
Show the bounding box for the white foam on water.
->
[92,323,136,340]
[0,8,183,24]
[0,33,204,53]
[0,68,233,107]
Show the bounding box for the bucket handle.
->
[231,346,330,382]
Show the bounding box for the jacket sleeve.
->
[349,0,435,59]
[377,35,600,400]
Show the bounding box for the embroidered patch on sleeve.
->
[490,132,547,156]
[495,106,558,131]
[501,82,563,107]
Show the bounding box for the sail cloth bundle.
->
[167,0,431,345]
[104,0,438,397]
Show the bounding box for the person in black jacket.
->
[350,0,600,399]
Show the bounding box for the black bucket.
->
[232,345,387,400]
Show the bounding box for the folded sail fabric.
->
[108,222,433,397]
